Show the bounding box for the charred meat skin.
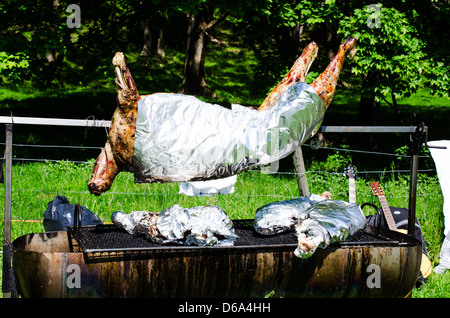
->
[88,141,119,195]
[109,52,140,169]
[88,38,356,196]
[259,37,356,111]
[310,37,357,110]
[257,42,319,111]
[88,52,141,196]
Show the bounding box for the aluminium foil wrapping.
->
[111,205,237,246]
[294,200,367,258]
[133,82,324,183]
[253,197,366,258]
[253,194,327,236]
[156,204,237,246]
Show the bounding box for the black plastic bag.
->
[43,195,102,231]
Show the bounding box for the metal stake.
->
[2,124,12,298]
[408,123,425,236]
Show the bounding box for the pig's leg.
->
[258,42,319,111]
[310,37,356,110]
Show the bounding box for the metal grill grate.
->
[67,219,415,261]
[68,219,298,254]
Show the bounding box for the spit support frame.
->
[315,123,435,236]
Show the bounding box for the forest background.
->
[1,0,449,120]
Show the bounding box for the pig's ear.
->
[112,52,140,112]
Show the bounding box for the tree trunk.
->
[179,12,215,97]
[156,29,165,57]
[46,0,60,63]
[293,20,305,52]
[140,18,152,57]
[178,8,228,97]
[325,22,337,60]
[274,26,296,60]
[383,92,404,124]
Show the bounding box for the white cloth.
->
[428,140,450,273]
[179,175,237,196]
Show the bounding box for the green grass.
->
[412,271,450,298]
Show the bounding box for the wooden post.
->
[294,146,309,197]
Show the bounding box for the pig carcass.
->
[88,37,357,196]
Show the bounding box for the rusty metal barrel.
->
[12,226,422,298]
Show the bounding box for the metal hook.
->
[74,203,82,230]
[309,134,322,150]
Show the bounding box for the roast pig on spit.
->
[88,37,357,196]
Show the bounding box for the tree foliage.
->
[337,1,449,124]
[0,52,30,82]
[339,5,425,105]
[0,0,448,104]
[339,2,448,100]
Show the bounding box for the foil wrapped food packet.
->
[156,205,237,246]
[253,194,329,235]
[254,197,311,236]
[253,197,366,258]
[111,210,159,237]
[133,82,324,184]
[111,204,237,246]
[294,200,367,258]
